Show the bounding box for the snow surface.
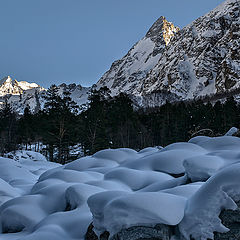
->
[1,136,240,239]
[179,163,240,240]
[96,35,164,96]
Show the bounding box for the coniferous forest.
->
[0,85,239,163]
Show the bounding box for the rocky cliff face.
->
[98,0,240,107]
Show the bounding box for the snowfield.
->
[1,136,240,239]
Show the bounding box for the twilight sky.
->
[0,0,224,88]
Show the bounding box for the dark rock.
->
[214,201,240,240]
[111,224,173,240]
[85,223,173,240]
[85,223,109,240]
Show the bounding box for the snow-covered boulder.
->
[179,163,240,240]
[88,191,186,237]
[189,135,240,151]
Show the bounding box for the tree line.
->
[0,85,239,163]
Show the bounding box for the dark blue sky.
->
[0,0,224,88]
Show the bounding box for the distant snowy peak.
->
[97,16,179,96]
[145,16,180,46]
[17,81,40,91]
[0,77,91,115]
[0,76,44,97]
[211,0,239,17]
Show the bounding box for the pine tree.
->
[18,104,34,150]
[42,85,79,163]
[222,97,239,132]
[0,100,17,154]
[212,101,224,135]
[81,87,110,155]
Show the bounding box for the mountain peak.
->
[0,76,43,97]
[97,16,180,95]
[6,76,12,83]
[146,16,180,45]
[0,76,12,85]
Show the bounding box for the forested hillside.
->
[0,85,239,163]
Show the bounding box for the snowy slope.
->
[1,136,240,239]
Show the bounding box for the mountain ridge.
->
[0,77,90,114]
[97,0,240,107]
[1,0,239,112]
[0,76,43,97]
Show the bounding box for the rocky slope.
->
[98,0,240,107]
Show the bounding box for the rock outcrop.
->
[214,201,240,240]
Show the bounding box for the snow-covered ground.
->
[1,136,240,240]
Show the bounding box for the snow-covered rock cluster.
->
[1,136,240,239]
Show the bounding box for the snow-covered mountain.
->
[98,0,240,106]
[0,76,91,114]
[0,76,43,96]
[1,0,239,112]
